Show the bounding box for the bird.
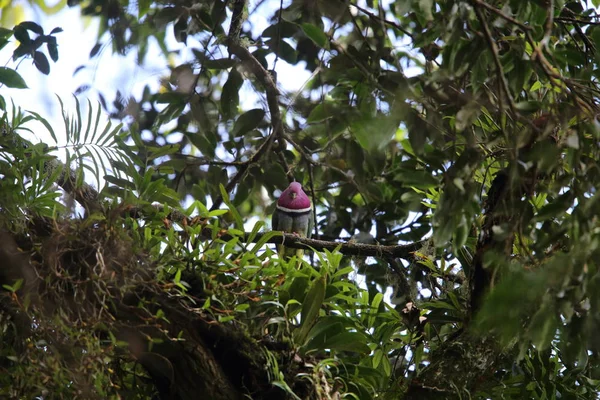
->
[272,182,314,259]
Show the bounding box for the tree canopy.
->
[2,0,600,398]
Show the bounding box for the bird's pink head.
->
[278,182,311,210]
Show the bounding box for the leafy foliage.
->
[2,0,600,399]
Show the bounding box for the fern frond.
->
[28,96,133,191]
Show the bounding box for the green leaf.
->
[147,144,180,161]
[231,108,265,137]
[395,170,439,189]
[0,27,13,39]
[249,231,280,255]
[27,109,57,143]
[421,300,457,310]
[350,114,398,153]
[219,184,244,230]
[515,101,542,113]
[139,0,151,18]
[301,23,328,48]
[528,302,557,351]
[221,69,243,120]
[263,163,288,191]
[418,0,434,22]
[534,192,572,221]
[0,38,9,52]
[303,316,348,346]
[368,293,383,327]
[267,38,297,64]
[105,175,136,190]
[453,218,469,248]
[0,67,27,89]
[307,103,334,123]
[407,115,427,155]
[2,278,23,293]
[262,19,299,38]
[455,102,481,132]
[322,331,371,354]
[296,274,327,345]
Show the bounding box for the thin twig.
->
[472,0,531,31]
[541,0,554,48]
[272,0,284,72]
[473,2,516,115]
[350,3,413,38]
[555,16,600,26]
[209,135,276,211]
[228,43,284,144]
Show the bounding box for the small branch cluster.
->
[209,0,285,211]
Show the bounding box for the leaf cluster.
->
[3,0,600,398]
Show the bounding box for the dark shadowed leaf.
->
[527,301,557,351]
[47,41,58,62]
[13,25,30,44]
[33,51,50,75]
[267,38,297,64]
[262,18,299,38]
[395,170,438,189]
[221,69,243,120]
[515,101,542,113]
[19,21,43,35]
[174,15,188,44]
[321,331,371,354]
[203,58,237,69]
[90,42,102,58]
[231,108,265,137]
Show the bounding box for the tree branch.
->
[45,158,101,212]
[230,230,422,259]
[555,16,600,26]
[541,0,554,48]
[210,0,286,211]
